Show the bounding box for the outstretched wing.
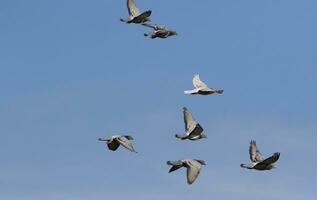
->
[193,74,208,89]
[116,136,136,152]
[167,160,184,173]
[183,107,198,133]
[249,140,263,162]
[142,23,166,30]
[107,140,120,151]
[188,124,204,138]
[186,160,203,184]
[127,0,141,17]
[260,152,280,165]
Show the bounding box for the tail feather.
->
[240,164,252,169]
[175,134,187,140]
[184,89,198,95]
[216,89,224,94]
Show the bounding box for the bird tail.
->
[144,33,149,37]
[184,89,197,95]
[216,89,224,94]
[175,134,187,140]
[240,164,252,169]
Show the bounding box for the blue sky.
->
[1,0,317,199]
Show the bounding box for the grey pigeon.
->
[120,0,151,24]
[175,107,206,141]
[142,23,177,39]
[240,140,280,170]
[98,135,137,153]
[184,74,224,95]
[167,159,206,185]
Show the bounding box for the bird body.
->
[98,135,137,153]
[175,107,206,141]
[120,0,151,24]
[142,23,177,39]
[167,159,206,184]
[240,140,280,170]
[184,74,224,95]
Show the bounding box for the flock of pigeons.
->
[119,0,177,39]
[98,0,281,185]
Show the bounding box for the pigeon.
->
[240,140,280,170]
[142,23,177,39]
[167,159,206,185]
[98,135,137,153]
[120,0,151,24]
[175,107,206,141]
[184,74,224,95]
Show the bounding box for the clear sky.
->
[1,0,317,199]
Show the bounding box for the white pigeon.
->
[240,140,280,170]
[175,107,206,141]
[167,159,206,185]
[120,0,151,24]
[98,135,137,153]
[184,74,224,95]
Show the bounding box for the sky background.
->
[1,0,317,199]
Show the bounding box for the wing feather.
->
[107,140,120,151]
[183,107,197,133]
[249,140,263,162]
[186,160,202,184]
[127,0,141,17]
[260,152,280,165]
[115,136,136,152]
[193,74,208,89]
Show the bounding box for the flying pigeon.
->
[142,23,177,39]
[167,159,206,185]
[120,0,151,24]
[98,135,137,153]
[175,107,206,141]
[184,74,224,95]
[240,140,280,170]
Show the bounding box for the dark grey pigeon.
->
[142,23,177,39]
[120,0,151,24]
[167,159,206,185]
[98,135,137,153]
[184,74,224,95]
[240,140,280,170]
[175,107,206,141]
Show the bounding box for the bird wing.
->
[183,107,198,133]
[123,135,134,140]
[188,124,204,137]
[107,140,120,151]
[167,160,184,173]
[186,160,202,184]
[249,140,263,162]
[116,136,136,152]
[142,23,166,30]
[127,0,141,17]
[193,74,209,89]
[259,152,280,165]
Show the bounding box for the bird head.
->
[98,137,107,141]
